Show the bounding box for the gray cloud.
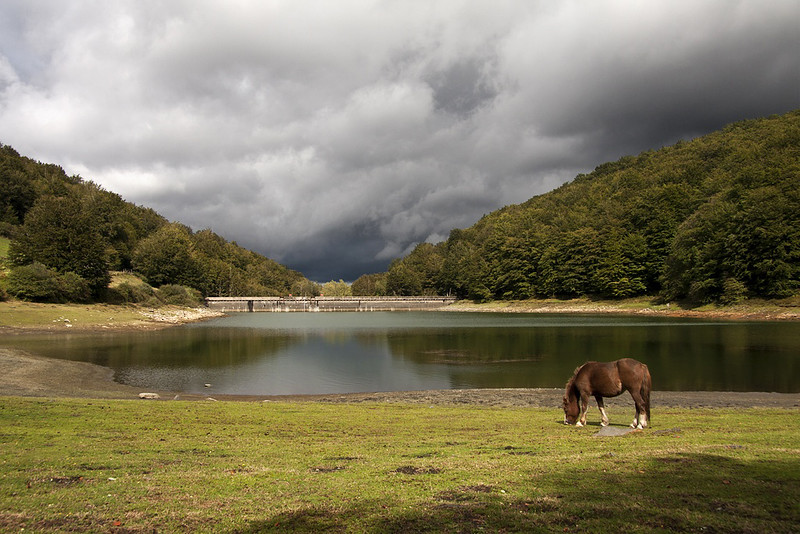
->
[1,0,798,281]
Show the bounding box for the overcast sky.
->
[1,1,798,281]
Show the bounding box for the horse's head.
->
[563,393,579,425]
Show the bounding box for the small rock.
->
[204,383,212,388]
[138,393,160,400]
[594,426,636,437]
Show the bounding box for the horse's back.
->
[571,358,650,397]
[578,361,624,396]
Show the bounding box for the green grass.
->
[1,398,798,533]
[0,300,148,328]
[108,270,152,289]
[0,236,9,259]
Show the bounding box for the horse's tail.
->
[641,363,652,422]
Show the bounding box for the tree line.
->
[0,144,309,303]
[358,111,800,303]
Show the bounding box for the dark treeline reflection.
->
[4,313,799,394]
[9,328,294,369]
[384,320,800,392]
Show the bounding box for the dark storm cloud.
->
[1,1,798,281]
[428,54,500,118]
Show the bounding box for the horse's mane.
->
[563,364,586,400]
[564,364,585,391]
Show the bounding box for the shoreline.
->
[0,296,798,337]
[1,348,798,408]
[444,298,800,321]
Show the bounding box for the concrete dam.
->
[205,296,458,312]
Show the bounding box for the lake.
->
[3,312,799,394]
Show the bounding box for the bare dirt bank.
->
[0,348,140,399]
[1,348,797,409]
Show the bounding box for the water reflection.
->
[3,312,799,394]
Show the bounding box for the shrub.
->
[103,282,159,306]
[720,277,748,305]
[157,284,203,306]
[59,272,91,303]
[115,281,157,304]
[6,263,90,302]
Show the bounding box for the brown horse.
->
[563,358,651,429]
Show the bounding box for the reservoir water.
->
[3,312,799,395]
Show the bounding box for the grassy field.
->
[0,300,150,329]
[1,397,797,533]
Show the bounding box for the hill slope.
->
[0,145,310,300]
[381,110,800,302]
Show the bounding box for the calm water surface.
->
[3,312,799,394]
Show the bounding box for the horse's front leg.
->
[595,395,609,426]
[576,394,590,427]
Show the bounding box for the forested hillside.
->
[0,145,309,302]
[373,111,800,303]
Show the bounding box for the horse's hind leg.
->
[628,390,648,429]
[595,395,609,426]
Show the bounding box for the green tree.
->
[438,229,491,300]
[594,232,648,298]
[321,279,352,297]
[352,273,387,296]
[0,151,37,229]
[9,194,110,297]
[538,228,603,297]
[291,279,321,297]
[386,242,445,296]
[132,223,200,288]
[386,259,422,296]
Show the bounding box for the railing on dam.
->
[205,296,458,312]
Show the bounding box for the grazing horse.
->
[563,358,651,429]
